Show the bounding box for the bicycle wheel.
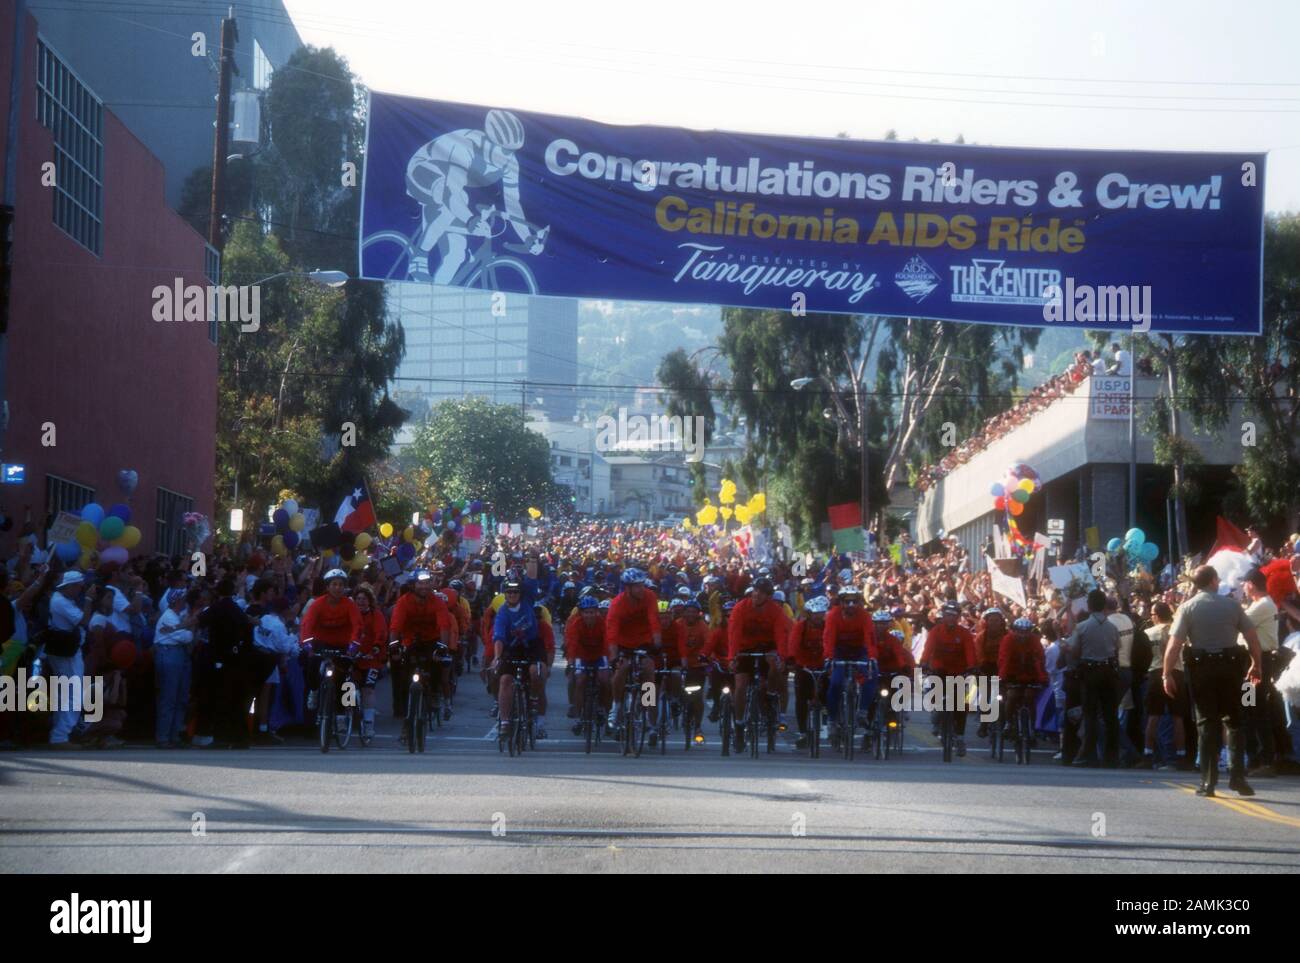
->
[621,687,635,757]
[719,695,732,757]
[1020,707,1032,765]
[361,230,421,281]
[335,698,353,750]
[765,694,777,754]
[874,695,887,760]
[318,677,334,754]
[584,684,595,755]
[517,685,531,754]
[658,699,669,755]
[469,257,539,295]
[633,703,649,758]
[746,690,759,759]
[406,683,424,755]
[941,711,953,763]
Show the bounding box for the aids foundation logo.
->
[894,255,940,303]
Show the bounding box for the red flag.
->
[827,502,862,531]
[1208,516,1249,556]
[334,479,376,534]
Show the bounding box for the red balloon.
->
[994,496,1006,510]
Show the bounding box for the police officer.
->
[1165,565,1263,797]
[1066,589,1121,767]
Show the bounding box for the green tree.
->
[184,46,405,524]
[402,397,556,520]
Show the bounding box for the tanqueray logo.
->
[894,255,941,303]
[362,108,550,291]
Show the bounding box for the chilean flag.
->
[334,479,376,534]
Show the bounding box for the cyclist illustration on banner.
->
[362,108,550,291]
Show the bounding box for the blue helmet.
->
[620,568,646,585]
[577,596,600,610]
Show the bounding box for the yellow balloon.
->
[404,526,414,541]
[682,518,693,530]
[290,513,306,532]
[350,553,368,570]
[528,507,542,519]
[271,534,285,551]
[696,505,718,526]
[748,492,766,514]
[734,505,752,525]
[379,522,394,538]
[1018,478,1034,492]
[120,525,142,549]
[720,506,733,521]
[79,550,93,568]
[76,521,98,548]
[355,532,372,550]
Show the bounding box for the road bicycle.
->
[829,658,875,761]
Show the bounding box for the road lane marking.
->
[1162,780,1300,829]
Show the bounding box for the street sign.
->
[1,463,24,484]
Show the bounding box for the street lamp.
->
[249,269,349,287]
[793,374,869,536]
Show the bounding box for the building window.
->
[205,243,221,344]
[37,40,103,255]
[558,455,573,467]
[45,474,94,524]
[156,487,194,557]
[253,39,274,91]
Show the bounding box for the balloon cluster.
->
[269,498,307,557]
[694,488,765,529]
[430,498,483,537]
[56,501,143,568]
[334,528,375,571]
[990,462,1040,549]
[1106,528,1160,569]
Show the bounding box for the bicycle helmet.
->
[722,600,738,613]
[752,576,774,593]
[682,598,701,610]
[888,629,905,643]
[484,109,525,150]
[676,585,692,598]
[804,596,830,615]
[563,580,576,590]
[872,610,894,624]
[502,580,522,593]
[941,601,961,615]
[324,568,348,583]
[657,600,670,613]
[578,596,599,610]
[599,599,611,610]
[982,607,1003,619]
[620,567,645,585]
[449,579,465,591]
[412,569,432,582]
[1012,616,1035,632]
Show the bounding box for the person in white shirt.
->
[154,588,199,748]
[45,571,95,747]
[1105,596,1140,763]
[1108,342,1132,377]
[1241,570,1280,775]
[105,567,143,635]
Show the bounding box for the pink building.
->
[1,8,217,556]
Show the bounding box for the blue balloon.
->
[1107,537,1123,553]
[56,540,81,564]
[80,502,106,526]
[1124,528,1145,545]
[273,508,290,529]
[445,519,457,533]
[109,503,131,523]
[396,542,415,563]
[283,530,300,549]
[469,499,483,514]
[1141,542,1159,561]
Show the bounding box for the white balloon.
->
[283,499,298,516]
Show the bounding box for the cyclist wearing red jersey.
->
[706,600,735,721]
[389,571,454,726]
[606,568,661,731]
[974,607,1007,738]
[567,595,611,735]
[787,595,830,750]
[353,584,388,740]
[998,615,1048,740]
[299,568,363,711]
[727,576,789,753]
[821,588,878,742]
[920,600,978,757]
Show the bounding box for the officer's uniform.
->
[1170,591,1254,790]
[1068,612,1120,765]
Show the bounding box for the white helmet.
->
[324,568,348,583]
[484,109,525,151]
[804,596,830,615]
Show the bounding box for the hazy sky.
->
[283,0,1300,212]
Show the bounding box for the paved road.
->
[4,650,1299,873]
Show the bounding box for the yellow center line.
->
[1161,780,1300,829]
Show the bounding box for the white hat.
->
[57,571,86,589]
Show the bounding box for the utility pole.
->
[208,8,238,250]
[1128,333,1137,532]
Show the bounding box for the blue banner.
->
[359,93,1265,335]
